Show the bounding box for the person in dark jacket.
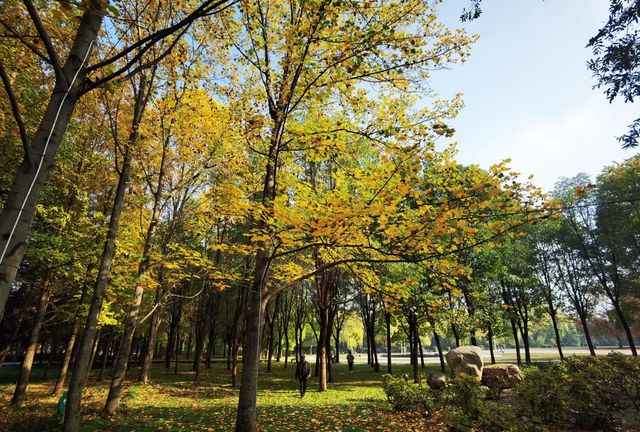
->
[347,350,355,372]
[295,355,311,397]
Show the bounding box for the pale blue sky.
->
[429,0,639,192]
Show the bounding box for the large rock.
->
[426,372,448,390]
[445,345,483,380]
[481,364,522,391]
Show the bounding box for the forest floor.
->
[0,359,445,432]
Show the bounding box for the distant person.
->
[295,355,311,397]
[57,391,67,424]
[347,350,355,372]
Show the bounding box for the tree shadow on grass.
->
[84,397,393,432]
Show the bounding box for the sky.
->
[427,0,639,193]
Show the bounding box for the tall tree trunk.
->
[42,335,58,380]
[509,318,521,366]
[193,331,206,382]
[230,275,248,386]
[275,319,283,362]
[284,329,290,369]
[98,335,113,381]
[102,75,154,415]
[193,287,209,382]
[174,322,181,375]
[370,325,379,368]
[104,279,145,412]
[549,309,564,361]
[139,306,161,383]
[84,329,101,386]
[318,308,329,391]
[53,280,90,395]
[64,141,133,432]
[385,311,392,374]
[612,300,637,356]
[166,303,180,368]
[235,249,268,432]
[0,4,104,323]
[206,314,217,368]
[0,308,26,368]
[487,323,496,365]
[579,313,597,356]
[451,323,460,348]
[521,319,531,364]
[410,314,420,383]
[11,279,51,405]
[266,320,275,373]
[408,322,414,366]
[433,329,445,372]
[326,335,333,383]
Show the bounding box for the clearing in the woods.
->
[0,361,442,432]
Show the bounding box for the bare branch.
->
[0,60,31,165]
[21,0,63,78]
[0,19,51,64]
[87,0,235,73]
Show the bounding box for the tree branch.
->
[22,0,63,79]
[0,60,31,165]
[0,19,51,64]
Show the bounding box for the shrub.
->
[442,375,484,420]
[517,354,640,429]
[443,377,528,432]
[516,363,570,424]
[381,374,434,413]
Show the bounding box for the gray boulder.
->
[445,345,483,380]
[426,371,448,390]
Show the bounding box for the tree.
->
[588,0,640,148]
[0,0,232,323]
[557,174,638,356]
[226,1,481,429]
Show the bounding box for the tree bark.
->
[53,279,90,395]
[11,278,51,405]
[451,323,460,348]
[139,303,162,383]
[579,313,597,356]
[385,311,392,374]
[98,334,113,381]
[318,307,329,391]
[410,313,420,383]
[63,140,133,432]
[487,323,496,365]
[509,318,521,366]
[433,328,445,372]
[612,299,637,356]
[193,283,209,382]
[84,328,101,386]
[549,309,564,361]
[103,74,154,415]
[0,4,104,323]
[235,249,268,432]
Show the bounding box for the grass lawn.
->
[0,360,444,432]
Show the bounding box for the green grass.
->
[84,361,435,432]
[0,359,440,432]
[1,352,584,432]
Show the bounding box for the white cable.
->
[0,40,95,267]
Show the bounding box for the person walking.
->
[295,355,311,397]
[347,350,355,372]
